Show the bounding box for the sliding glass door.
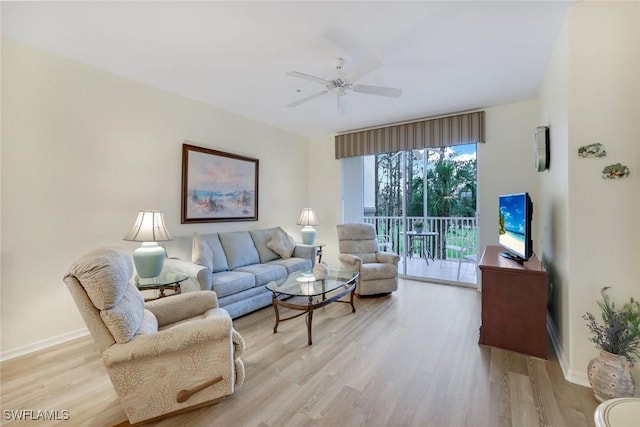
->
[361,144,478,285]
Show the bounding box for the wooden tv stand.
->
[478,245,548,359]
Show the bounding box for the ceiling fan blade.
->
[285,71,328,86]
[348,59,382,82]
[286,90,329,108]
[353,84,403,98]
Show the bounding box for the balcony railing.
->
[363,216,478,261]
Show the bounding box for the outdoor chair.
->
[445,234,477,281]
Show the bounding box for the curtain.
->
[335,111,484,159]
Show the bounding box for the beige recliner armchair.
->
[337,223,400,296]
[63,247,245,425]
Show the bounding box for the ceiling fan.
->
[285,58,403,114]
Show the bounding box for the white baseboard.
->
[547,314,590,387]
[0,328,89,362]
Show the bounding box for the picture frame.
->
[181,143,259,223]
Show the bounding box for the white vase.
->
[587,348,636,402]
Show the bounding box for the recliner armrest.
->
[376,251,400,266]
[338,253,362,269]
[145,291,218,326]
[102,308,232,366]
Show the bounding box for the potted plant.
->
[583,287,640,401]
[414,220,424,233]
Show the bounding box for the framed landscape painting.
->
[181,143,259,223]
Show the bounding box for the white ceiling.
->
[1,1,571,138]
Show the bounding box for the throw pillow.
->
[192,232,214,271]
[267,228,296,259]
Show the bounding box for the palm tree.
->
[426,157,477,257]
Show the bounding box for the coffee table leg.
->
[349,288,356,313]
[272,293,280,334]
[306,296,313,345]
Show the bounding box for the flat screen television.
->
[498,192,533,262]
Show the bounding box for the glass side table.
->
[134,270,188,300]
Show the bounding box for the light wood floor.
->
[1,279,598,427]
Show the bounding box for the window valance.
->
[334,111,485,159]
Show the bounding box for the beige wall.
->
[477,99,540,258]
[0,38,309,357]
[539,10,572,379]
[539,1,640,385]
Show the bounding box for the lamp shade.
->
[124,211,172,278]
[296,208,319,226]
[123,211,172,242]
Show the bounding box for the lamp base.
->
[301,226,316,245]
[133,242,166,278]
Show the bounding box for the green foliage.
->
[583,287,640,365]
[426,157,476,218]
[407,176,424,217]
[375,153,403,217]
[372,147,477,219]
[499,211,505,235]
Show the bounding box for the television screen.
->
[498,192,533,261]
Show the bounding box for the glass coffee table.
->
[266,268,358,345]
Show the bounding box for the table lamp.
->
[123,210,172,278]
[297,208,318,245]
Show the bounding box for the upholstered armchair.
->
[336,223,400,296]
[63,247,245,425]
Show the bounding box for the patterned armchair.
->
[63,247,244,424]
[337,223,400,296]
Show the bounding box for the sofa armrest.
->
[163,258,212,291]
[376,251,400,266]
[145,291,218,326]
[102,308,232,366]
[292,244,316,265]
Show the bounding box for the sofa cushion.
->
[192,233,214,271]
[200,233,229,273]
[234,264,288,286]
[249,228,281,263]
[210,271,256,298]
[266,228,296,259]
[219,231,260,270]
[267,257,313,274]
